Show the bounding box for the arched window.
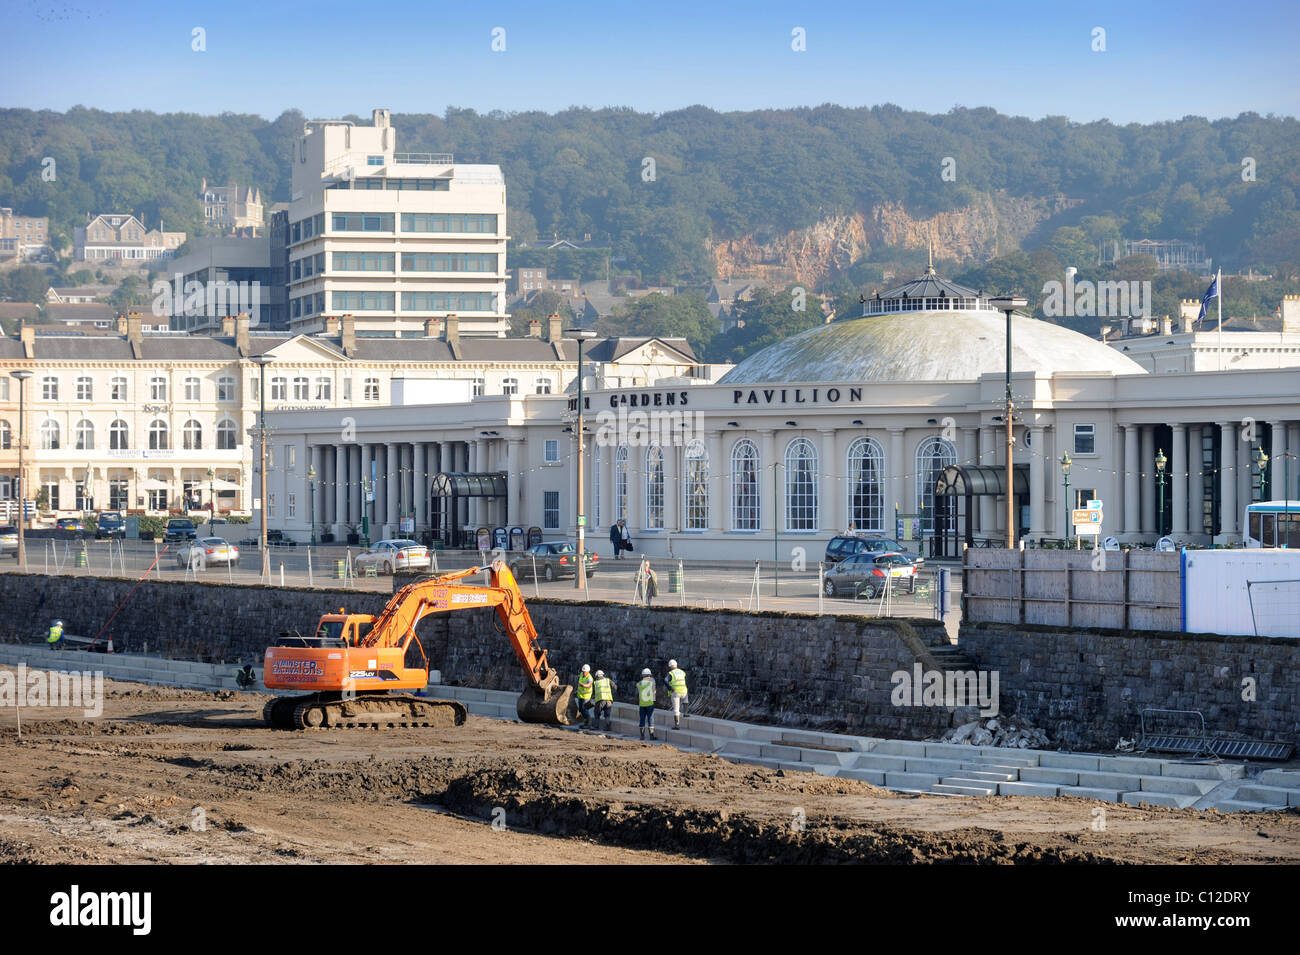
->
[615,446,628,521]
[216,419,238,450]
[784,437,818,531]
[0,421,10,450]
[149,419,169,450]
[915,437,957,534]
[182,419,203,450]
[40,419,61,450]
[534,377,552,395]
[683,439,708,530]
[110,419,129,450]
[75,419,95,451]
[645,445,664,529]
[846,437,886,532]
[731,439,760,530]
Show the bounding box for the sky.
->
[4,0,1298,123]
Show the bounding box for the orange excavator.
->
[262,561,577,730]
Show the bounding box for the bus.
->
[1244,500,1300,548]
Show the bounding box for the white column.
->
[1171,423,1188,535]
[467,440,479,529]
[1140,425,1155,535]
[1237,426,1252,514]
[334,445,347,536]
[506,438,522,526]
[819,429,837,533]
[888,429,905,530]
[1188,426,1204,537]
[349,445,362,525]
[1269,420,1285,500]
[366,443,380,534]
[627,441,643,532]
[759,430,776,533]
[385,442,399,536]
[1029,425,1045,538]
[979,426,996,534]
[663,442,679,532]
[708,431,724,532]
[1219,422,1238,536]
[310,445,324,538]
[1123,425,1139,535]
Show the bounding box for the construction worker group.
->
[574,659,688,739]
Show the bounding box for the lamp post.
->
[9,370,32,568]
[1155,448,1168,537]
[207,468,215,534]
[989,295,1028,549]
[307,463,317,546]
[1060,452,1072,545]
[567,326,597,588]
[250,354,274,580]
[1252,446,1269,503]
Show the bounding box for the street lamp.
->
[567,325,597,589]
[207,468,215,535]
[1155,448,1168,537]
[307,463,317,546]
[249,354,274,581]
[1252,445,1269,502]
[9,370,33,568]
[1060,452,1072,545]
[989,295,1028,549]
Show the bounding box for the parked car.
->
[824,535,924,570]
[509,541,598,581]
[0,525,16,558]
[822,552,917,598]
[95,512,126,539]
[351,539,431,575]
[55,517,87,537]
[175,537,240,569]
[164,518,198,542]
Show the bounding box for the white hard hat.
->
[668,659,677,669]
[53,619,63,627]
[642,668,651,676]
[581,664,591,672]
[595,670,604,678]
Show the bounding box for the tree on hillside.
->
[507,290,574,337]
[596,292,715,357]
[0,266,52,304]
[713,287,825,364]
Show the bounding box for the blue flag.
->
[1196,275,1219,323]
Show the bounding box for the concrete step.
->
[1058,786,1122,802]
[1235,785,1296,807]
[1038,753,1102,771]
[971,752,1040,767]
[852,754,908,772]
[1256,769,1300,790]
[884,772,942,790]
[932,782,997,796]
[1139,775,1220,796]
[1075,770,1143,791]
[1019,767,1080,786]
[1204,799,1286,813]
[837,768,886,786]
[1121,792,1200,809]
[1161,761,1243,781]
[869,740,929,757]
[997,781,1060,798]
[1108,756,1168,775]
[946,769,1018,783]
[903,757,966,775]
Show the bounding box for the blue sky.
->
[5,0,1298,122]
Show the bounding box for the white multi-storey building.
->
[286,108,509,338]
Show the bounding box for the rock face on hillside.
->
[709,192,1081,285]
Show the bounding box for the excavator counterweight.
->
[262,561,578,729]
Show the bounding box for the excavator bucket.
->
[517,682,578,725]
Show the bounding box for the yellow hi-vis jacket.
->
[667,667,687,695]
[593,677,613,702]
[576,673,594,701]
[637,677,656,706]
[47,624,63,644]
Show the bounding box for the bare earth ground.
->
[0,671,1297,864]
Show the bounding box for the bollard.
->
[336,558,347,579]
[279,563,285,587]
[669,566,682,594]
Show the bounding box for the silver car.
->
[175,537,240,569]
[0,526,16,559]
[823,551,917,598]
[351,539,431,575]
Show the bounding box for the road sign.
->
[1086,499,1102,510]
[1073,509,1102,524]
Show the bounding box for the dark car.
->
[55,517,87,538]
[823,552,917,598]
[95,513,126,539]
[164,518,198,542]
[509,541,598,581]
[825,535,924,570]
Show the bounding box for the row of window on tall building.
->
[3,418,242,451]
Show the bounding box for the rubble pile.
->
[940,718,1051,749]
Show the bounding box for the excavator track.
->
[263,693,468,730]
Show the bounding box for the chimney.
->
[1181,315,1194,333]
[1161,315,1172,336]
[341,313,356,356]
[125,311,143,343]
[220,315,236,337]
[320,315,340,336]
[527,318,542,338]
[1283,294,1300,334]
[19,325,35,359]
[1099,324,1112,342]
[443,313,460,344]
[546,312,563,342]
[115,312,128,335]
[424,317,441,338]
[235,312,251,355]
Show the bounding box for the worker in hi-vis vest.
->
[575,664,594,725]
[664,659,688,729]
[636,668,657,740]
[46,619,64,650]
[591,669,616,731]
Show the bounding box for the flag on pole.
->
[1196,274,1219,323]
